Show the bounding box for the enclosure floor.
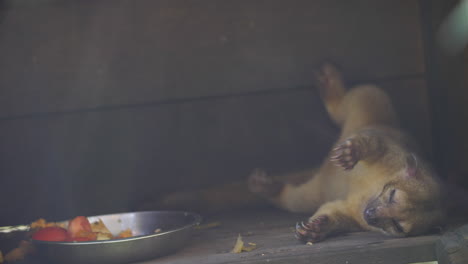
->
[141,209,440,264]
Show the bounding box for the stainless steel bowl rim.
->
[32,210,202,246]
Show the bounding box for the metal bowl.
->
[32,211,201,264]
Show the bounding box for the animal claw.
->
[330,138,359,170]
[301,221,312,230]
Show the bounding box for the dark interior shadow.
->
[0,0,8,25]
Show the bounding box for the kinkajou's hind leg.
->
[314,63,347,126]
[248,168,323,213]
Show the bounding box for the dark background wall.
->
[0,0,438,225]
[420,0,468,188]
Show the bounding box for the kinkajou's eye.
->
[392,219,404,233]
[388,189,396,203]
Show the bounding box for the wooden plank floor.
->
[141,209,440,264]
[0,209,444,264]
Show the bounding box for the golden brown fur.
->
[146,63,444,242]
[249,63,444,242]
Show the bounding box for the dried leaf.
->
[242,243,257,252]
[231,234,244,253]
[231,234,257,253]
